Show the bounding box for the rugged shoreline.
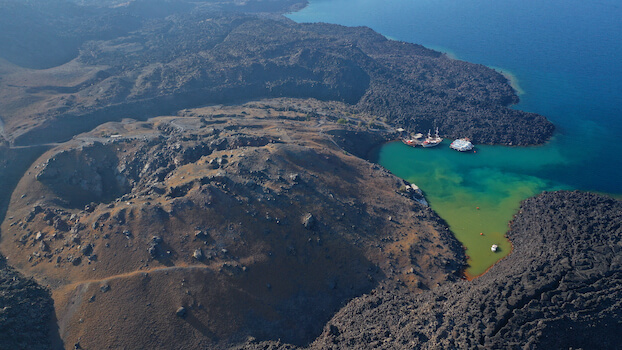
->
[0,2,553,147]
[0,0,617,349]
[2,100,620,349]
[242,191,622,349]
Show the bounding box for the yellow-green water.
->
[377,141,569,277]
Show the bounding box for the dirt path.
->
[53,263,217,338]
[55,263,215,295]
[7,132,163,150]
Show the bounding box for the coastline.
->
[376,140,554,278]
[425,45,460,60]
[290,0,560,277]
[308,191,622,349]
[492,66,525,96]
[0,0,620,348]
[286,0,554,279]
[463,235,514,281]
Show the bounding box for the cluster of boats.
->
[401,128,474,152]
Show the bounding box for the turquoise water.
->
[289,0,622,276]
[377,141,568,277]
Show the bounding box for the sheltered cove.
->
[0,0,619,348]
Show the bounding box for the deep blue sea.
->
[289,0,622,275]
[289,0,622,195]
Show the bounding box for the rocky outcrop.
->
[0,255,56,350]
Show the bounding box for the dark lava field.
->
[0,0,619,349]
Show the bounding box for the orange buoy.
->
[476,207,480,210]
[480,232,484,236]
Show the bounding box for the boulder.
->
[302,213,316,229]
[193,248,204,260]
[81,243,93,256]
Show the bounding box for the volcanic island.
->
[0,1,619,349]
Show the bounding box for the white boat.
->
[421,128,443,148]
[491,244,498,252]
[450,138,474,152]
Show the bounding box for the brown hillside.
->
[0,101,464,348]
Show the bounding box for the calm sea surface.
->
[288,0,622,277]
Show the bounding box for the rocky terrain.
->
[0,0,306,70]
[0,0,552,147]
[0,0,618,349]
[0,255,57,350]
[3,101,620,350]
[1,102,464,348]
[239,191,622,349]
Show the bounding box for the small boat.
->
[421,128,443,148]
[491,244,498,252]
[450,138,474,152]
